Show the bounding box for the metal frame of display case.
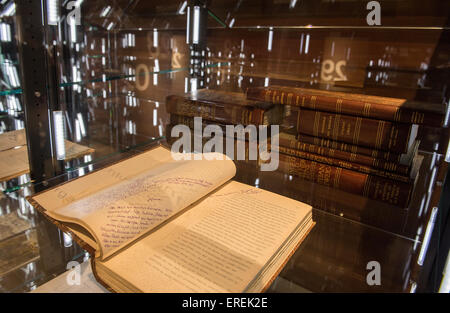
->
[15,0,63,186]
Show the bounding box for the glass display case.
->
[0,0,449,292]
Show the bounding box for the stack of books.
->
[165,87,446,208]
[246,86,447,208]
[165,89,284,158]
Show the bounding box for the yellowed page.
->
[0,146,29,181]
[0,138,94,181]
[0,129,27,151]
[31,147,236,259]
[99,181,312,292]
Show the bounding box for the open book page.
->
[31,147,236,259]
[0,129,27,152]
[0,146,29,181]
[98,181,312,292]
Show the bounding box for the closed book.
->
[246,86,447,127]
[274,154,414,208]
[273,144,410,183]
[291,107,418,154]
[166,89,283,126]
[278,132,411,175]
[295,133,404,164]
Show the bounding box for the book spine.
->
[277,154,413,207]
[294,108,412,153]
[247,88,444,127]
[275,144,410,182]
[295,133,402,163]
[279,136,410,175]
[166,95,267,125]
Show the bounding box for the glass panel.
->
[0,0,448,293]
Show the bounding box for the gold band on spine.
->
[310,96,317,110]
[287,93,293,105]
[375,121,385,149]
[334,167,342,188]
[353,117,362,145]
[333,114,340,141]
[336,99,343,113]
[363,103,371,117]
[313,111,321,137]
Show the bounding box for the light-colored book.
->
[28,145,314,293]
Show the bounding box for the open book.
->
[28,145,314,293]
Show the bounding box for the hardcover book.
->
[166,89,283,126]
[246,86,447,127]
[27,145,314,292]
[272,153,417,208]
[294,133,417,165]
[278,132,414,176]
[288,106,419,154]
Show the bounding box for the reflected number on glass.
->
[321,59,347,82]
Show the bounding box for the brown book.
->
[295,133,404,164]
[274,154,414,208]
[291,107,418,154]
[274,144,410,183]
[279,132,411,175]
[27,145,314,292]
[246,86,447,127]
[166,89,283,126]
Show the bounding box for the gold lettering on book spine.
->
[352,117,362,145]
[313,111,321,137]
[332,114,340,141]
[363,103,371,117]
[317,164,332,186]
[281,92,285,105]
[287,93,293,105]
[329,148,335,158]
[333,167,342,188]
[375,121,385,149]
[310,96,317,110]
[336,99,343,114]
